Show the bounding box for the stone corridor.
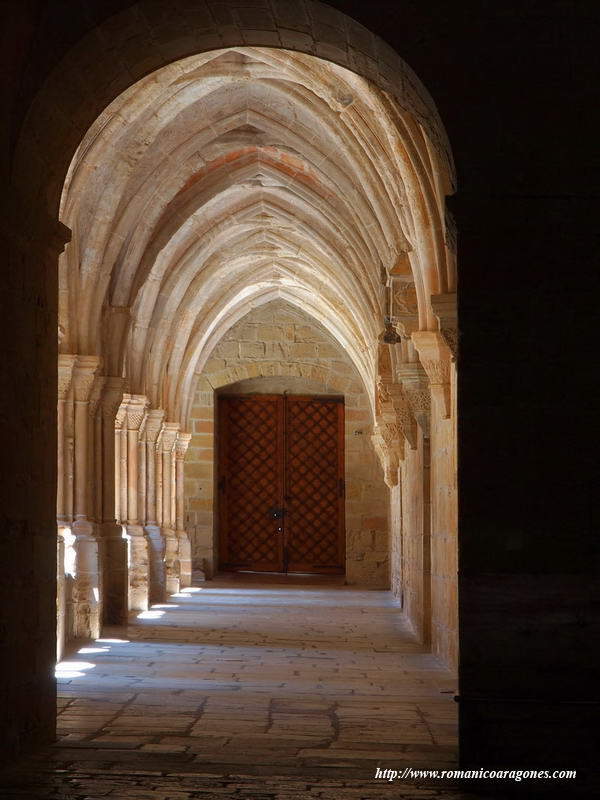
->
[1,576,470,799]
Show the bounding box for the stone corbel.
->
[386,382,418,450]
[371,422,403,489]
[373,379,408,488]
[431,292,458,361]
[396,361,431,437]
[411,331,452,420]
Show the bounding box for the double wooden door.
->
[217,394,345,574]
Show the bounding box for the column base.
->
[145,524,167,604]
[71,518,101,640]
[125,523,150,612]
[162,527,181,596]
[176,528,192,588]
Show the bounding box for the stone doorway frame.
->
[6,0,457,764]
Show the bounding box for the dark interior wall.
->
[1,0,598,778]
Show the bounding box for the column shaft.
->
[161,423,180,595]
[144,409,166,603]
[125,395,149,612]
[71,355,102,640]
[100,378,127,625]
[175,432,193,588]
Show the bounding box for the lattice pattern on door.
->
[219,396,282,567]
[286,398,343,570]
[218,394,344,574]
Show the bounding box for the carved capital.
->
[411,331,452,419]
[395,362,431,437]
[88,376,106,417]
[101,377,125,421]
[126,395,149,432]
[161,422,180,452]
[58,354,77,400]
[175,432,192,460]
[115,393,131,430]
[431,292,458,361]
[386,383,418,450]
[72,355,102,403]
[145,409,166,444]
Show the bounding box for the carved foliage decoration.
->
[175,432,192,460]
[411,331,452,419]
[145,409,166,443]
[126,395,149,431]
[58,354,77,400]
[73,356,102,403]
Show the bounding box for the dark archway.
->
[1,0,597,786]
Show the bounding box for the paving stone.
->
[0,577,467,798]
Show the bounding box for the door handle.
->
[268,506,285,519]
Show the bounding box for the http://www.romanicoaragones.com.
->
[374,766,576,783]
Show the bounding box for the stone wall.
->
[185,301,389,586]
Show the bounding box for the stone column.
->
[125,395,149,611]
[57,355,76,523]
[144,409,166,603]
[57,354,76,660]
[138,430,147,528]
[88,376,105,612]
[175,432,193,587]
[117,395,130,525]
[161,422,180,595]
[156,430,163,529]
[100,377,128,625]
[71,355,102,639]
[87,377,105,520]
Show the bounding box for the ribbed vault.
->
[59,46,454,425]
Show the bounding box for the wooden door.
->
[285,396,345,573]
[218,395,285,572]
[218,394,345,574]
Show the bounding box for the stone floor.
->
[0,574,484,799]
